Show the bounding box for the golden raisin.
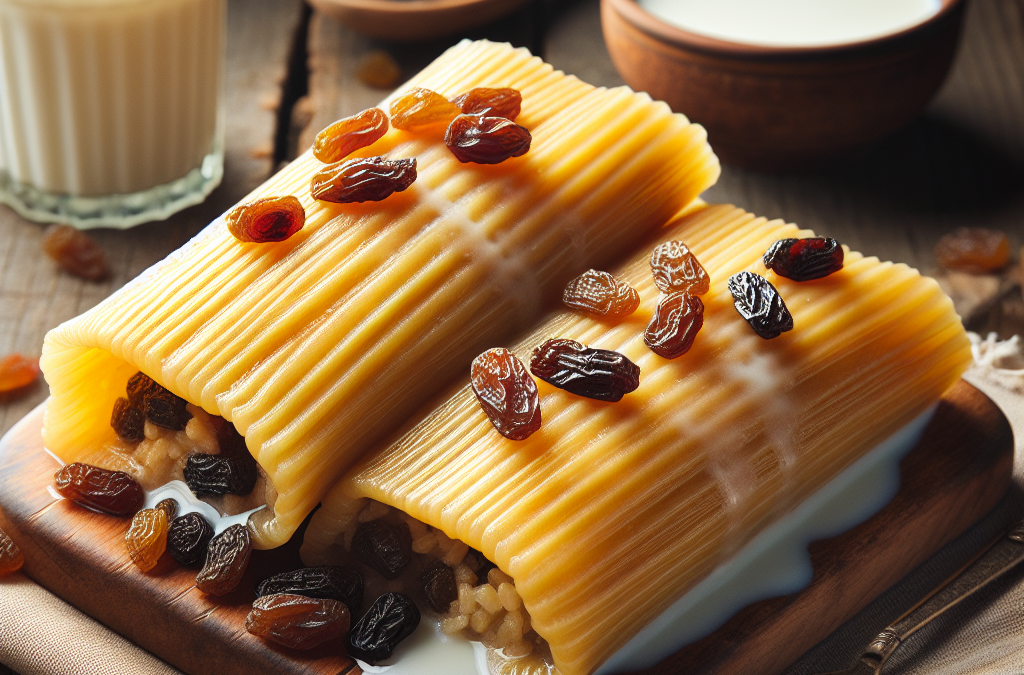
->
[313,108,389,164]
[471,348,541,441]
[356,50,401,89]
[650,241,710,295]
[0,527,24,576]
[311,156,417,204]
[445,115,531,165]
[226,196,305,243]
[390,88,462,131]
[452,87,522,121]
[0,353,40,394]
[934,228,1011,273]
[125,508,169,572]
[562,269,640,319]
[41,225,110,281]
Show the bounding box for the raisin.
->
[156,498,179,520]
[645,292,704,359]
[452,87,522,121]
[196,524,252,596]
[763,237,844,281]
[246,593,351,650]
[124,508,169,572]
[356,50,401,89]
[0,353,40,394]
[445,115,531,164]
[934,227,1011,273]
[470,348,541,441]
[126,371,162,407]
[226,196,305,244]
[390,88,462,131]
[728,271,794,339]
[650,241,710,295]
[421,560,458,614]
[313,108,389,164]
[126,372,191,431]
[54,463,144,516]
[256,566,364,612]
[351,519,412,580]
[348,593,421,664]
[530,339,640,402]
[562,269,640,319]
[212,418,249,459]
[111,397,145,442]
[183,453,258,497]
[0,527,24,577]
[41,224,110,281]
[167,512,214,568]
[311,157,417,204]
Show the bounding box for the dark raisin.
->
[530,339,640,402]
[212,418,249,459]
[225,196,305,244]
[125,371,162,407]
[246,594,350,650]
[650,241,710,295]
[470,348,541,441]
[728,271,794,339]
[196,524,252,596]
[421,560,458,614]
[445,115,531,164]
[53,463,144,516]
[183,453,258,497]
[156,498,179,520]
[348,593,421,664]
[644,292,704,359]
[562,269,640,319]
[167,512,214,568]
[111,397,145,442]
[763,237,844,281]
[351,520,412,580]
[451,87,522,120]
[310,157,416,204]
[126,372,191,431]
[256,566,364,612]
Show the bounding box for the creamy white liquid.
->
[638,0,942,47]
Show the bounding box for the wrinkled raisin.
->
[650,241,710,295]
[471,348,541,441]
[126,371,162,407]
[167,512,214,568]
[562,269,640,319]
[763,237,844,281]
[313,108,389,164]
[452,87,522,120]
[0,527,24,577]
[54,463,144,516]
[421,560,458,614]
[0,353,40,394]
[226,196,305,244]
[124,508,169,572]
[728,271,794,339]
[256,566,364,612]
[111,397,145,442]
[445,115,531,164]
[645,292,704,359]
[352,519,412,580]
[41,224,110,281]
[156,498,179,520]
[246,593,351,650]
[311,157,417,204]
[348,592,421,664]
[183,453,258,497]
[390,88,462,130]
[934,227,1011,273]
[356,50,401,89]
[530,339,640,402]
[196,524,252,596]
[125,372,191,431]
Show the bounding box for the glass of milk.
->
[0,0,226,229]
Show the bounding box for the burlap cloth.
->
[1,333,1022,675]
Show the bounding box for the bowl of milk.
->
[601,0,966,169]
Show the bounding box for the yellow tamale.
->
[302,203,972,675]
[39,40,720,549]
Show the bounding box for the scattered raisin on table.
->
[126,372,191,431]
[0,527,24,577]
[41,224,110,281]
[452,87,522,120]
[167,512,214,568]
[763,237,844,281]
[421,560,458,614]
[256,566,364,612]
[445,115,531,164]
[196,524,252,596]
[530,339,640,402]
[156,498,179,520]
[311,157,417,204]
[728,271,794,339]
[352,519,412,580]
[0,353,40,395]
[562,269,640,319]
[471,348,541,441]
[184,453,258,497]
[650,241,710,295]
[111,397,145,442]
[54,463,144,516]
[348,592,421,664]
[356,50,401,89]
[313,108,389,164]
[247,593,350,650]
[645,292,704,359]
[389,88,462,130]
[124,507,169,572]
[934,227,1011,273]
[226,196,305,243]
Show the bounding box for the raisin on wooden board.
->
[421,560,458,614]
[390,88,462,130]
[226,196,305,244]
[452,87,522,121]
[256,566,364,612]
[562,269,640,319]
[0,353,40,395]
[650,241,710,295]
[445,115,531,164]
[167,512,214,568]
[54,463,144,516]
[348,593,421,664]
[934,227,1011,273]
[196,524,252,596]
[111,397,145,442]
[728,271,794,339]
[41,224,110,281]
[246,593,350,650]
[184,453,258,497]
[0,527,24,577]
[763,237,844,281]
[313,108,389,164]
[471,348,541,441]
[311,157,417,204]
[125,508,169,572]
[645,292,704,359]
[352,520,412,580]
[530,339,640,403]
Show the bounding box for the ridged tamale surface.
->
[303,203,972,675]
[39,40,720,549]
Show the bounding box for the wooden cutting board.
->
[0,379,1013,675]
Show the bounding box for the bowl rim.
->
[309,0,512,15]
[605,0,967,59]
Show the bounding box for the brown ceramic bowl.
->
[601,0,967,169]
[309,0,532,42]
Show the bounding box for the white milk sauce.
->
[638,0,942,47]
